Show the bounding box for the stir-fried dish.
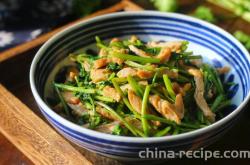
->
[50,35,232,137]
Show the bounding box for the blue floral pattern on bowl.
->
[211,58,238,115]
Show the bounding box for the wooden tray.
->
[0,0,249,164]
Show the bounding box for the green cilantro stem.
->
[143,114,178,126]
[112,79,141,118]
[54,83,96,94]
[141,85,151,136]
[96,101,144,137]
[211,94,225,112]
[94,95,115,102]
[111,52,161,64]
[163,74,176,101]
[125,61,155,71]
[54,84,71,117]
[127,75,144,97]
[143,114,202,129]
[154,126,171,137]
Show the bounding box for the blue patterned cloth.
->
[0,29,46,52]
[0,0,73,52]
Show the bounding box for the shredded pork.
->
[129,45,151,57]
[156,47,172,63]
[147,41,183,52]
[103,86,121,102]
[188,68,216,122]
[117,67,137,78]
[149,95,181,124]
[90,69,110,82]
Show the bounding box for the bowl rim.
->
[30,11,250,143]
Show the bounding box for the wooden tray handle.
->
[0,84,92,165]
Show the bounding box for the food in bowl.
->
[49,35,233,137]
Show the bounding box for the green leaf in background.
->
[234,30,250,50]
[193,6,217,23]
[151,0,178,12]
[208,0,250,22]
[72,0,101,17]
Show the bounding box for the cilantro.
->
[110,41,126,48]
[89,115,101,129]
[112,124,128,136]
[77,113,90,125]
[77,67,95,87]
[112,125,122,135]
[99,80,112,86]
[106,63,122,71]
[144,47,161,55]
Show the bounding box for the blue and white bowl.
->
[30,11,250,160]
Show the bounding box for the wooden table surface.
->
[0,0,250,164]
